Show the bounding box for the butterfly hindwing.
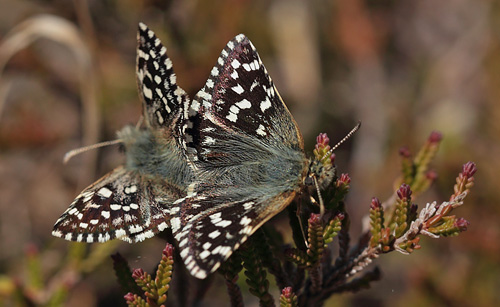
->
[137,23,189,130]
[52,166,182,243]
[172,190,297,278]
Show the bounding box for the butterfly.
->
[171,34,341,279]
[53,24,350,281]
[52,23,194,244]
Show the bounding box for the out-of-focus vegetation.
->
[0,0,497,306]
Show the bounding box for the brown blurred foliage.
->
[0,0,498,306]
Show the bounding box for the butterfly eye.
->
[304,176,314,186]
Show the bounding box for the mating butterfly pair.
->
[53,23,338,279]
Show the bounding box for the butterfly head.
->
[305,133,336,190]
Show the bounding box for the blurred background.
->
[0,0,498,306]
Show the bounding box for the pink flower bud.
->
[163,243,174,258]
[398,146,411,158]
[124,292,135,302]
[397,183,412,200]
[132,268,145,280]
[428,131,442,143]
[281,286,293,297]
[370,197,381,210]
[455,218,470,231]
[462,162,477,177]
[308,213,321,225]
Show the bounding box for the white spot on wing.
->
[171,217,181,232]
[236,99,251,109]
[165,58,173,69]
[199,250,211,259]
[240,216,252,226]
[158,222,168,231]
[235,34,245,42]
[203,136,216,145]
[129,225,143,234]
[232,84,244,94]
[208,230,221,239]
[97,187,113,198]
[256,124,266,136]
[215,220,232,227]
[156,111,164,124]
[231,59,241,69]
[260,97,271,112]
[101,211,110,219]
[143,86,153,99]
[226,112,237,122]
[115,229,127,238]
[125,185,137,194]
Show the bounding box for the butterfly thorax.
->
[117,125,194,191]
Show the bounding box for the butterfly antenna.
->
[326,121,361,156]
[63,139,123,164]
[135,115,144,129]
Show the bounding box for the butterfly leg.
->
[296,201,309,248]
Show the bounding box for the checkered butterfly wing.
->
[136,23,189,131]
[173,35,308,278]
[52,167,184,243]
[53,23,189,243]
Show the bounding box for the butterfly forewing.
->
[174,34,308,278]
[137,22,189,130]
[185,34,303,162]
[52,167,182,243]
